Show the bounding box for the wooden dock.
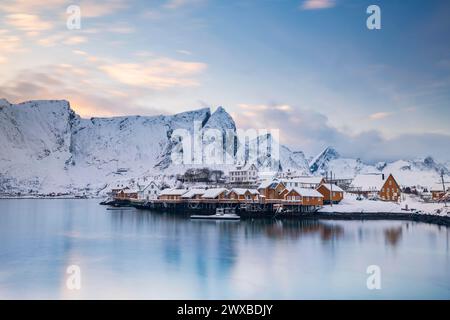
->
[101,198,450,226]
[117,198,321,218]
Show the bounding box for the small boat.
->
[190,208,240,220]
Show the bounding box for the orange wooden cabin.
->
[228,188,259,201]
[284,188,324,206]
[316,184,344,204]
[115,189,138,200]
[379,174,401,201]
[257,181,286,202]
[350,173,401,202]
[158,189,188,201]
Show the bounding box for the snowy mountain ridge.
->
[0,99,448,195]
[0,99,309,195]
[308,146,449,189]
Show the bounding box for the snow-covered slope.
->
[0,100,308,195]
[1,99,448,195]
[308,146,449,188]
[0,100,215,194]
[381,157,448,189]
[309,147,377,178]
[0,100,74,194]
[246,133,310,174]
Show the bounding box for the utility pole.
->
[330,170,333,207]
[441,170,447,207]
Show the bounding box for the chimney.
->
[382,174,385,180]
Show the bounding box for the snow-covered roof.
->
[230,188,260,195]
[258,180,282,190]
[350,174,385,191]
[181,189,206,198]
[281,176,324,185]
[201,188,228,199]
[124,189,139,194]
[319,183,344,192]
[430,184,448,192]
[258,180,273,189]
[231,188,247,195]
[159,188,188,196]
[287,187,323,198]
[140,181,160,191]
[111,181,129,188]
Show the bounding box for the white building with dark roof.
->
[229,163,258,184]
[138,181,161,201]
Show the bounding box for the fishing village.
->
[102,164,450,224]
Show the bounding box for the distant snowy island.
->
[0,98,449,197]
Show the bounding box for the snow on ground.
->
[319,193,402,213]
[318,193,450,217]
[401,194,450,217]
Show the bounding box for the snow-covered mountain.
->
[308,146,449,189]
[0,99,309,195]
[0,100,75,194]
[381,157,448,189]
[309,147,377,178]
[246,133,310,174]
[1,99,448,195]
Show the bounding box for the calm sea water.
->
[0,199,449,299]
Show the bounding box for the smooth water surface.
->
[0,199,449,299]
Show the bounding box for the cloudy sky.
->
[0,0,449,163]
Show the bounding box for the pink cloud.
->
[301,0,336,10]
[369,112,393,120]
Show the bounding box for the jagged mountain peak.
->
[1,99,448,195]
[0,98,11,109]
[423,156,436,168]
[309,146,340,173]
[170,107,211,120]
[203,106,235,131]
